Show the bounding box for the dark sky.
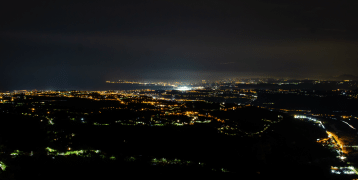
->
[1,0,358,90]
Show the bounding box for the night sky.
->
[1,0,358,91]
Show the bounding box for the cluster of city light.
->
[0,161,6,171]
[218,116,283,136]
[294,115,325,129]
[5,147,228,173]
[331,166,357,175]
[326,131,345,154]
[175,86,192,91]
[46,147,101,156]
[294,115,307,119]
[10,150,23,156]
[106,80,204,88]
[150,157,227,172]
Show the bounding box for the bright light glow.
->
[0,161,6,171]
[176,86,191,91]
[294,115,307,119]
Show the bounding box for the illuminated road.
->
[326,131,346,155]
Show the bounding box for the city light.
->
[175,86,191,91]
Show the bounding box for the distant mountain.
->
[331,74,358,81]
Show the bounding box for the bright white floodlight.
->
[176,86,191,91]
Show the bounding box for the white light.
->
[176,86,191,91]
